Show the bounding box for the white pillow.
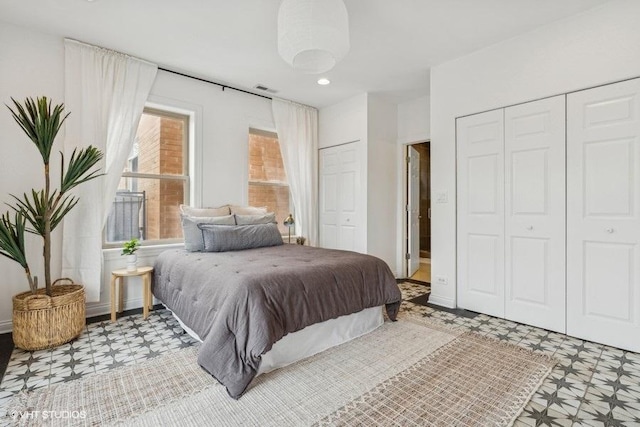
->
[180,204,230,217]
[230,205,268,215]
[235,212,277,225]
[181,214,235,251]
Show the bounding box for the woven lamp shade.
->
[277,0,350,74]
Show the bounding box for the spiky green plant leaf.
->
[0,211,28,267]
[50,195,79,231]
[60,146,104,194]
[7,97,69,165]
[10,190,46,235]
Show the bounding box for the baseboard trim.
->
[427,294,456,309]
[0,320,12,335]
[0,296,156,334]
[85,297,149,318]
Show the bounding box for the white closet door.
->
[504,96,566,333]
[457,109,505,318]
[319,142,363,252]
[567,78,640,352]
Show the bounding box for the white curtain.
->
[62,39,157,301]
[272,98,319,246]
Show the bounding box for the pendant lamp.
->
[277,0,350,74]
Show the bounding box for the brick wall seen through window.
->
[105,109,189,245]
[248,129,291,234]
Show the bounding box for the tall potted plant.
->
[0,97,103,350]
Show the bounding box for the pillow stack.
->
[180,204,283,252]
[180,205,234,252]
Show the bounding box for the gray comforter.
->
[152,244,401,399]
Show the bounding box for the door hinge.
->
[406,155,410,163]
[406,204,410,212]
[405,253,411,260]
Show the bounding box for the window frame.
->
[103,106,191,248]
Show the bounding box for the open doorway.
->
[406,141,431,283]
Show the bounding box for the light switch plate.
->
[435,191,448,203]
[435,276,448,285]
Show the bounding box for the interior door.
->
[319,142,362,252]
[457,109,505,318]
[319,148,340,249]
[504,96,566,333]
[567,78,640,352]
[408,146,420,277]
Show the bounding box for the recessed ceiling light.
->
[317,78,331,85]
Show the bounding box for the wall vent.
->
[254,84,278,94]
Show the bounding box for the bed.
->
[152,244,401,399]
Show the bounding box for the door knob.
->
[526,226,533,230]
[346,218,350,222]
[606,228,614,233]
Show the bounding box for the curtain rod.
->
[158,67,272,101]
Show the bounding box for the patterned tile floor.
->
[0,282,638,426]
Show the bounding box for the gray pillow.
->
[181,214,236,252]
[198,223,284,252]
[235,212,277,225]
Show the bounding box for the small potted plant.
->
[121,238,140,272]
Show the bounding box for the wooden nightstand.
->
[110,266,153,322]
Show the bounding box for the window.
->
[248,129,290,234]
[105,108,189,245]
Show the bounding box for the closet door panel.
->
[510,237,547,304]
[319,142,363,253]
[319,150,339,249]
[504,96,566,333]
[457,109,505,317]
[337,144,360,251]
[567,78,640,352]
[584,242,634,321]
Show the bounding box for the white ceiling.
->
[1,0,611,108]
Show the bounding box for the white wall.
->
[318,93,367,149]
[146,70,274,208]
[0,23,276,330]
[318,93,400,274]
[318,94,368,254]
[430,0,640,308]
[397,96,430,145]
[395,96,431,277]
[367,95,398,273]
[0,22,65,333]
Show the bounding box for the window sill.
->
[103,242,185,262]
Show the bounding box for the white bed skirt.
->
[170,306,384,375]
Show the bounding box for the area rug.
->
[7,316,555,426]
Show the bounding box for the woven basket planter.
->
[12,280,86,351]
